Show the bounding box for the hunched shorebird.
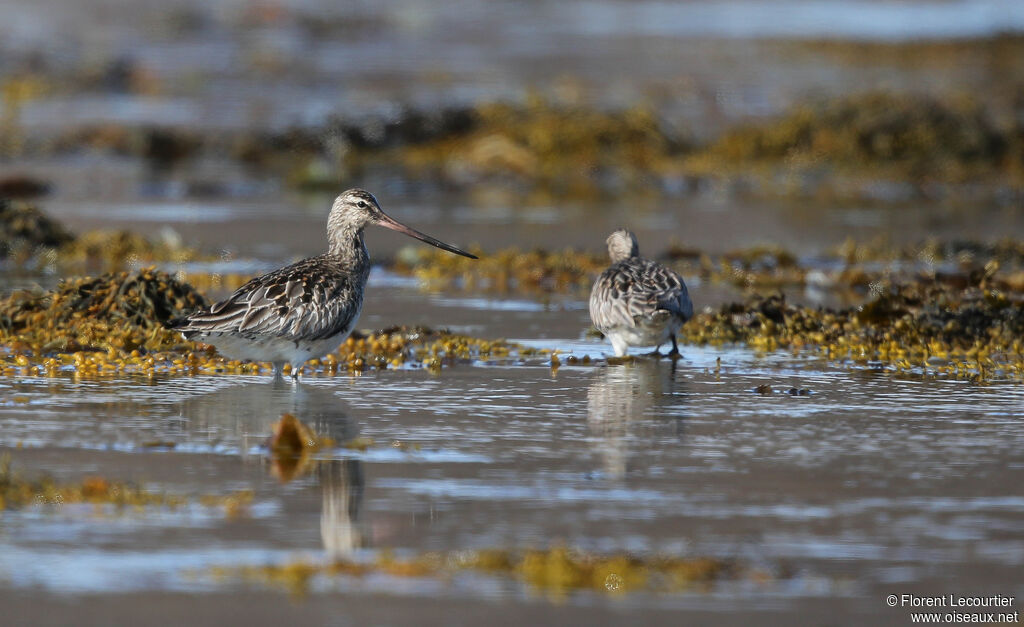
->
[589,229,693,357]
[172,188,477,378]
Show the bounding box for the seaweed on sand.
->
[0,268,206,352]
[199,545,742,599]
[686,92,1019,185]
[0,455,252,516]
[684,281,1024,379]
[1,200,207,271]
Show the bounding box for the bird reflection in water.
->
[178,379,366,559]
[318,457,364,560]
[586,360,686,480]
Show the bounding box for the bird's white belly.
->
[603,314,682,355]
[607,324,671,347]
[206,333,345,364]
[195,302,361,367]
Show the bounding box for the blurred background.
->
[2,0,1023,264]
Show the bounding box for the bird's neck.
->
[328,226,368,268]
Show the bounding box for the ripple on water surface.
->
[0,346,1022,613]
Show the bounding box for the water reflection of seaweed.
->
[178,380,365,559]
[586,360,686,480]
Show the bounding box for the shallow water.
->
[29,189,1024,268]
[2,314,1023,624]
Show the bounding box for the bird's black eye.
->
[357,201,367,208]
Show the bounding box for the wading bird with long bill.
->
[173,189,477,378]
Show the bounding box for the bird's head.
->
[329,188,387,230]
[328,188,477,259]
[606,229,639,262]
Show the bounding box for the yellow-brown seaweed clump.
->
[0,323,536,381]
[394,246,607,294]
[55,229,206,272]
[11,90,1024,202]
[703,240,1024,293]
[390,99,688,197]
[200,545,740,599]
[275,93,1023,199]
[319,326,520,374]
[393,238,1024,298]
[0,198,74,261]
[0,323,540,379]
[684,282,1024,380]
[686,92,1022,187]
[0,267,206,352]
[0,455,252,516]
[247,98,689,199]
[833,236,1024,265]
[0,201,208,272]
[0,465,183,511]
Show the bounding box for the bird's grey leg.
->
[272,362,285,379]
[668,336,681,358]
[647,343,663,358]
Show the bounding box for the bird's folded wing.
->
[590,258,693,330]
[176,263,359,341]
[655,284,693,320]
[590,272,639,329]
